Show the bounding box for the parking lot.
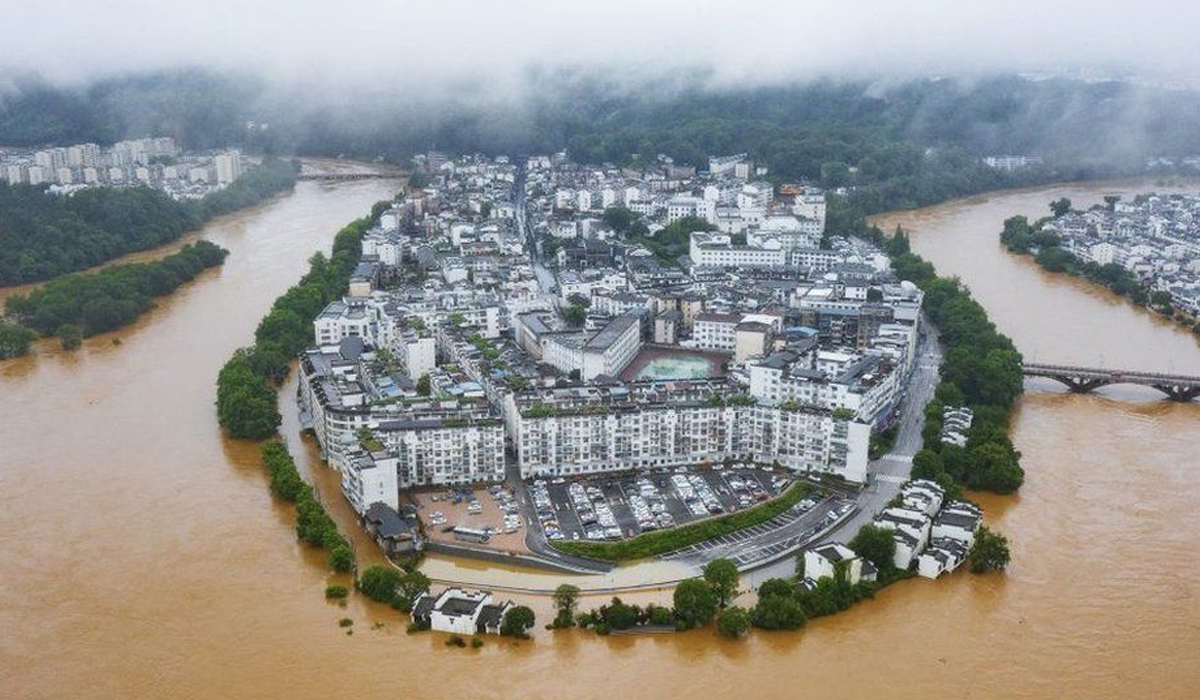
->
[528,466,790,544]
[412,485,530,553]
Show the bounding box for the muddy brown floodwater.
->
[2,178,1199,700]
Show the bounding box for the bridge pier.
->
[1048,376,1106,393]
[1155,385,1200,402]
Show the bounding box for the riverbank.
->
[0,158,299,288]
[1000,212,1200,338]
[2,241,230,353]
[4,177,1200,700]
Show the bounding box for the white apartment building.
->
[314,298,377,347]
[413,588,513,636]
[667,196,716,223]
[792,194,827,231]
[917,538,969,579]
[341,450,400,514]
[395,332,437,379]
[541,312,642,381]
[692,312,741,351]
[362,229,404,266]
[748,215,822,249]
[214,151,243,185]
[690,232,787,268]
[748,350,900,427]
[931,501,984,546]
[515,389,869,483]
[377,418,506,487]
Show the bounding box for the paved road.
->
[513,167,558,296]
[744,321,943,587]
[662,493,854,570]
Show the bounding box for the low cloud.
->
[4,0,1200,92]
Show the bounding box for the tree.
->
[500,605,536,638]
[602,597,639,631]
[912,448,945,481]
[57,323,82,350]
[1103,195,1121,210]
[1049,197,1072,217]
[673,578,718,629]
[416,373,432,396]
[0,321,36,359]
[358,565,404,603]
[552,584,581,628]
[758,578,797,600]
[602,206,638,234]
[407,171,431,189]
[562,304,587,327]
[716,606,751,639]
[751,593,806,630]
[216,351,282,439]
[963,437,1025,494]
[849,524,897,573]
[702,558,740,608]
[397,569,431,608]
[968,526,1011,573]
[328,543,355,573]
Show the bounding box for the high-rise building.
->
[214,151,242,186]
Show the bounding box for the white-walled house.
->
[873,507,932,570]
[917,538,970,579]
[899,479,945,517]
[412,588,514,635]
[931,501,983,546]
[804,543,863,584]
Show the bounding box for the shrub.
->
[500,605,536,638]
[751,593,806,631]
[673,578,718,630]
[324,584,349,599]
[358,565,404,604]
[716,606,751,639]
[968,526,1011,573]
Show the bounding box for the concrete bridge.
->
[1023,363,1200,402]
[296,172,397,182]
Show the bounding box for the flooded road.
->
[2,178,1199,699]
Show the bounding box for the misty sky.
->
[4,0,1200,89]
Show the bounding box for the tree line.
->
[216,199,394,440]
[2,240,228,350]
[851,219,1026,495]
[1001,210,1189,325]
[0,158,297,285]
[261,441,355,573]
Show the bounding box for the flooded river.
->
[2,178,1199,699]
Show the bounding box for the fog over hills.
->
[2,0,1200,175]
[4,1,1199,90]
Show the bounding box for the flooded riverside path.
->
[2,177,1200,699]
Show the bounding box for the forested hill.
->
[6,71,1200,169]
[5,71,1200,220]
[0,158,297,285]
